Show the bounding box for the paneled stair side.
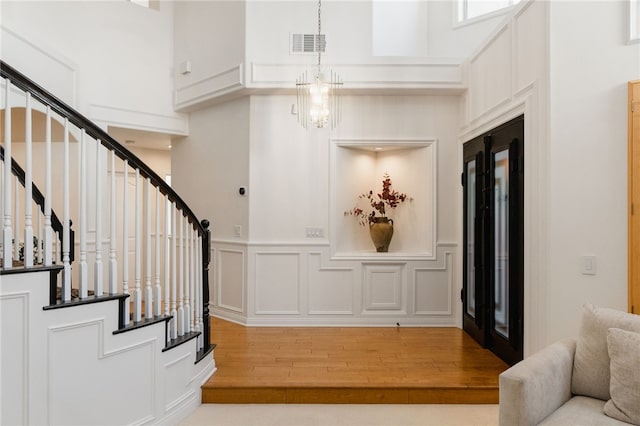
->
[0,268,216,426]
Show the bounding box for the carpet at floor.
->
[180,404,499,426]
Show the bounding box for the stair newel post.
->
[178,212,185,337]
[192,228,202,349]
[109,150,117,294]
[23,92,33,267]
[122,160,130,325]
[201,219,211,352]
[154,186,161,317]
[3,78,13,268]
[145,178,152,319]
[78,130,88,298]
[62,119,71,301]
[44,106,53,266]
[94,141,103,296]
[195,232,202,348]
[134,168,142,322]
[170,203,177,339]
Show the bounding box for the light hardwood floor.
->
[202,317,508,404]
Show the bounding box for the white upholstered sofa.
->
[499,304,640,426]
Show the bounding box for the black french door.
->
[462,115,524,366]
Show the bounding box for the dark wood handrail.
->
[0,60,206,238]
[2,60,213,358]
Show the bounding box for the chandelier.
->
[296,0,343,130]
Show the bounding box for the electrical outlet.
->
[234,225,242,238]
[305,227,324,238]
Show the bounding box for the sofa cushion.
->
[538,396,630,426]
[571,303,640,400]
[603,328,640,425]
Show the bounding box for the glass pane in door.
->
[494,150,509,338]
[466,160,476,318]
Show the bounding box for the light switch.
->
[582,256,596,275]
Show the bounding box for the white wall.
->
[173,0,246,110]
[463,0,640,353]
[547,0,640,342]
[170,93,462,325]
[1,0,186,135]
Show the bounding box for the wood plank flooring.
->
[202,317,508,404]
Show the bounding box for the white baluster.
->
[164,196,171,343]
[154,186,161,316]
[0,160,3,266]
[43,106,53,266]
[36,210,42,265]
[134,169,142,322]
[186,223,192,333]
[79,130,88,298]
[122,160,130,324]
[3,78,12,268]
[109,151,117,294]
[171,204,177,340]
[62,119,71,301]
[145,178,152,319]
[23,93,33,267]
[94,141,103,296]
[164,196,170,315]
[14,177,19,261]
[178,212,185,337]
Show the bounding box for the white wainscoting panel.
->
[1,26,77,107]
[308,252,354,315]
[362,263,405,312]
[469,24,513,124]
[217,248,245,313]
[255,252,301,314]
[513,1,546,96]
[415,251,453,315]
[0,292,29,426]
[48,320,156,425]
[164,352,194,412]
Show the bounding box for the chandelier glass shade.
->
[296,0,343,130]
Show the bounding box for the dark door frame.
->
[462,115,524,366]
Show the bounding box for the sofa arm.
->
[499,338,576,426]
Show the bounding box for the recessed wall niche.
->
[331,139,436,258]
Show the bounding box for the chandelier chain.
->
[317,0,322,69]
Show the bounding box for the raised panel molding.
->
[468,24,513,124]
[174,65,245,111]
[48,319,156,425]
[216,248,245,313]
[414,251,453,315]
[164,352,195,412]
[362,263,405,312]
[255,251,301,314]
[1,25,78,107]
[0,292,29,426]
[250,62,465,91]
[307,252,355,315]
[513,1,544,97]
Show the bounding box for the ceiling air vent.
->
[290,33,326,55]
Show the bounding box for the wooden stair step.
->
[201,317,508,404]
